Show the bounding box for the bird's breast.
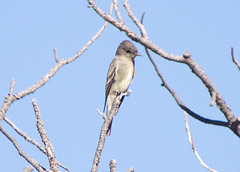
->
[112,58,134,93]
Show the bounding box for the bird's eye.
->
[126,50,131,54]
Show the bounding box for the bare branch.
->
[113,0,123,24]
[123,0,148,38]
[109,159,117,172]
[88,0,183,62]
[127,167,135,172]
[231,47,240,71]
[184,112,217,172]
[97,109,106,119]
[91,93,124,172]
[22,166,33,172]
[88,0,239,137]
[0,125,45,172]
[140,12,145,24]
[53,48,60,63]
[32,98,58,171]
[145,48,228,127]
[4,117,46,154]
[58,163,71,172]
[9,79,15,95]
[4,116,69,171]
[0,12,109,123]
[210,91,217,107]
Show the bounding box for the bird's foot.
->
[115,90,132,97]
[123,90,132,97]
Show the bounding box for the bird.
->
[103,40,141,136]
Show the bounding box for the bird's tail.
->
[105,94,126,136]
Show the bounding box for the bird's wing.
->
[103,57,117,112]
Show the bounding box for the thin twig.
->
[97,109,106,119]
[140,12,145,24]
[4,116,70,171]
[109,159,117,172]
[0,125,45,172]
[127,167,135,172]
[9,79,15,95]
[53,48,60,63]
[32,98,58,171]
[88,0,239,137]
[123,0,148,38]
[113,0,123,24]
[184,112,217,172]
[4,117,46,154]
[145,46,228,127]
[210,91,216,107]
[22,166,33,172]
[0,6,109,124]
[58,162,71,172]
[231,47,240,71]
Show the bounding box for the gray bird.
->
[103,40,141,136]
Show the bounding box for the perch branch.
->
[91,93,125,172]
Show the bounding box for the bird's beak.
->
[135,52,142,56]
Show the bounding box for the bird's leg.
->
[114,90,132,97]
[115,91,121,96]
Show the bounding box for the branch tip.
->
[53,48,60,63]
[210,91,217,107]
[97,109,106,119]
[109,159,117,172]
[183,51,191,59]
[184,112,217,172]
[231,47,240,70]
[140,11,146,24]
[127,167,135,172]
[9,78,15,95]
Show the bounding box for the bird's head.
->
[116,40,141,59]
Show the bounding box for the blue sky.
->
[1,1,240,172]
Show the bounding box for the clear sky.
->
[1,1,240,172]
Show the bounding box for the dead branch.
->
[32,98,58,171]
[22,166,33,172]
[0,125,45,172]
[4,117,46,154]
[88,0,239,137]
[184,112,217,172]
[91,93,124,172]
[0,13,109,123]
[231,47,240,71]
[109,159,117,172]
[145,48,228,127]
[127,167,135,172]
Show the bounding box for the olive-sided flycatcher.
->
[103,40,140,136]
